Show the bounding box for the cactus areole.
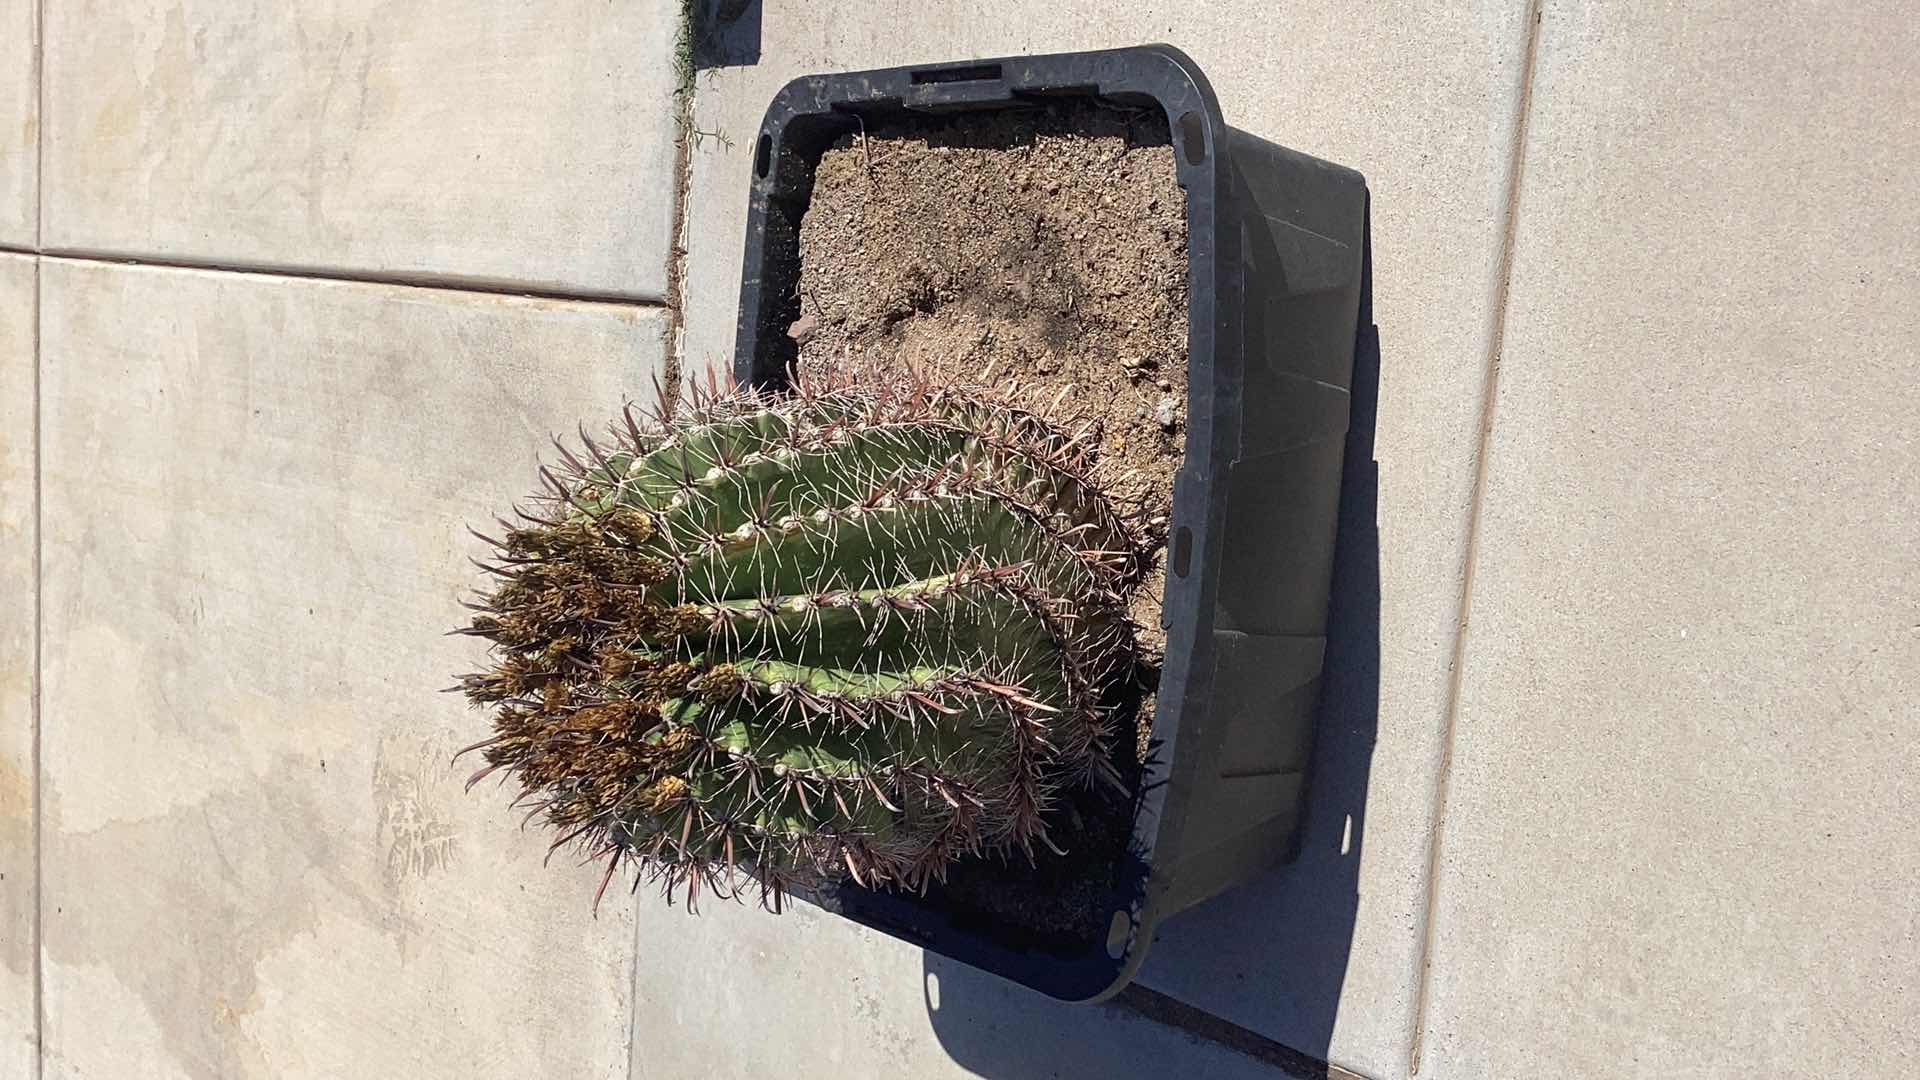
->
[456,371,1151,908]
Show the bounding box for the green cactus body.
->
[457,374,1145,906]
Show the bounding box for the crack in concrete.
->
[0,245,675,308]
[1116,984,1376,1080]
[1406,1,1548,1074]
[30,247,44,1080]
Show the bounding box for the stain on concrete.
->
[31,256,656,1078]
[0,756,28,831]
[374,733,461,888]
[0,754,30,983]
[850,975,918,1070]
[44,752,384,1079]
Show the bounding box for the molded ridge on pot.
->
[733,44,1369,1003]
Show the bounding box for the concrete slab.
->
[1420,4,1920,1077]
[37,260,668,1079]
[674,6,1533,1075]
[0,253,36,1080]
[0,0,35,244]
[41,1,681,298]
[630,895,1308,1079]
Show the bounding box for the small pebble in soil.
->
[787,314,819,344]
[1154,398,1178,429]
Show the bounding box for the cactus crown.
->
[456,370,1147,908]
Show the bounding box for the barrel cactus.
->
[455,371,1147,908]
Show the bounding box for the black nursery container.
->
[733,44,1368,1002]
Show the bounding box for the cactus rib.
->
[454,368,1147,909]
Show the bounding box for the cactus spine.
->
[456,372,1146,907]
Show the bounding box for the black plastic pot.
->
[732,44,1368,1003]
